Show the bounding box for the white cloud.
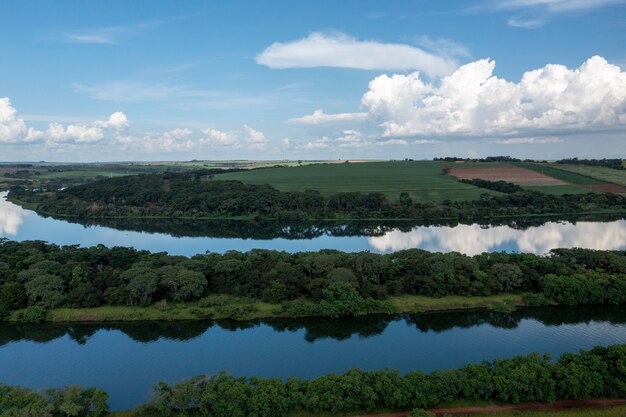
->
[492,137,563,144]
[360,56,626,137]
[93,112,129,130]
[257,32,457,77]
[1,97,133,145]
[286,109,369,125]
[302,137,331,149]
[413,139,441,144]
[200,125,268,150]
[507,17,546,28]
[500,0,624,12]
[0,98,41,143]
[376,139,409,146]
[413,36,471,59]
[243,125,268,150]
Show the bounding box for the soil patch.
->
[448,167,567,186]
[589,183,626,194]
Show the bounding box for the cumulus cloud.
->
[414,139,441,144]
[200,125,268,150]
[286,109,369,125]
[257,32,457,77]
[1,97,129,144]
[0,98,42,143]
[359,56,626,137]
[301,137,331,149]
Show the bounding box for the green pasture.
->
[217,161,502,202]
[547,163,626,186]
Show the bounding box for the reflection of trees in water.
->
[32,211,626,240]
[1,306,624,347]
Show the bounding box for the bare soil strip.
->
[353,399,626,417]
[448,167,567,186]
[589,183,626,193]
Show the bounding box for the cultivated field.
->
[217,161,502,202]
[448,166,567,185]
[544,163,626,187]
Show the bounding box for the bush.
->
[14,305,48,323]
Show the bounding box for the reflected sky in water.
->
[1,192,625,255]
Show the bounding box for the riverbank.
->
[8,294,525,323]
[108,400,626,417]
[8,193,626,223]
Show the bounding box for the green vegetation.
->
[217,161,501,202]
[514,162,600,185]
[459,178,524,193]
[4,345,626,417]
[10,170,626,221]
[1,240,625,322]
[0,384,108,416]
[549,164,626,187]
[557,158,625,170]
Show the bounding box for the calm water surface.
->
[2,192,626,255]
[0,307,625,410]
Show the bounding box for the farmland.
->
[217,161,502,202]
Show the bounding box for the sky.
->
[1,0,625,162]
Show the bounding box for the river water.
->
[2,192,626,256]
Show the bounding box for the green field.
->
[217,161,502,202]
[547,164,626,186]
[514,162,600,185]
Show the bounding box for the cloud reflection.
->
[368,220,626,255]
[0,192,25,236]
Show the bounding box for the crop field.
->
[217,161,503,202]
[545,163,626,187]
[447,166,567,185]
[517,162,626,193]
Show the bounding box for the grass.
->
[514,162,600,186]
[17,294,526,323]
[388,294,524,313]
[217,161,502,202]
[548,164,626,187]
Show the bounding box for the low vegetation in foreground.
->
[1,240,625,322]
[2,344,626,417]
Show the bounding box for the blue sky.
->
[1,0,625,161]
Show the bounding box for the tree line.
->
[3,344,626,416]
[557,158,625,170]
[8,171,626,220]
[2,240,626,321]
[459,178,524,193]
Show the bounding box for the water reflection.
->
[369,220,626,255]
[0,194,25,235]
[1,192,625,256]
[2,306,624,347]
[2,307,626,411]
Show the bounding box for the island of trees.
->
[8,171,626,221]
[1,240,625,322]
[2,344,626,417]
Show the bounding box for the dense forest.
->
[3,344,626,417]
[8,171,626,220]
[557,158,625,170]
[1,240,626,321]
